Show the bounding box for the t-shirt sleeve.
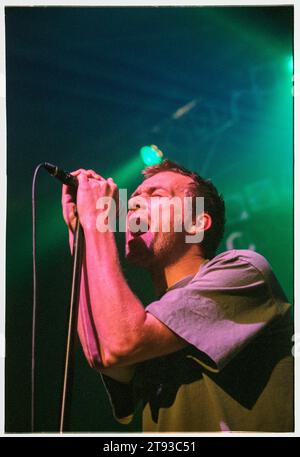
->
[145,250,291,371]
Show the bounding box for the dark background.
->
[5,6,293,432]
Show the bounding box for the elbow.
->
[99,352,120,368]
[99,340,138,368]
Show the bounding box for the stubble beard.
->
[125,230,187,270]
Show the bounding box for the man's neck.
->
[150,247,207,297]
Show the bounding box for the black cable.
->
[31,163,46,433]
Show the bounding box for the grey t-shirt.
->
[101,249,294,432]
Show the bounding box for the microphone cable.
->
[31,163,46,433]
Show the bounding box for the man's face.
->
[125,171,195,267]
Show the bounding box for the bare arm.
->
[62,170,187,373]
[62,177,135,383]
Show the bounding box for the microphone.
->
[44,162,78,188]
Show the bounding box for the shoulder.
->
[191,249,274,289]
[192,250,289,305]
[208,249,272,273]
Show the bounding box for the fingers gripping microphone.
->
[44,162,78,188]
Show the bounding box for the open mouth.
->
[128,216,150,237]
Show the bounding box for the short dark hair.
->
[142,159,225,259]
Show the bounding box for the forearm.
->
[77,258,102,367]
[77,269,135,383]
[83,227,146,364]
[78,250,136,381]
[64,171,146,368]
[67,230,100,367]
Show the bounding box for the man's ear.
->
[185,212,212,243]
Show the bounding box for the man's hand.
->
[76,170,118,233]
[61,169,118,234]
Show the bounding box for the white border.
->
[0,0,298,438]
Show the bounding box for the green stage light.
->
[140,145,164,166]
[111,155,144,187]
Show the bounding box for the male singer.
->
[62,160,293,432]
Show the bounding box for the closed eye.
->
[151,187,170,196]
